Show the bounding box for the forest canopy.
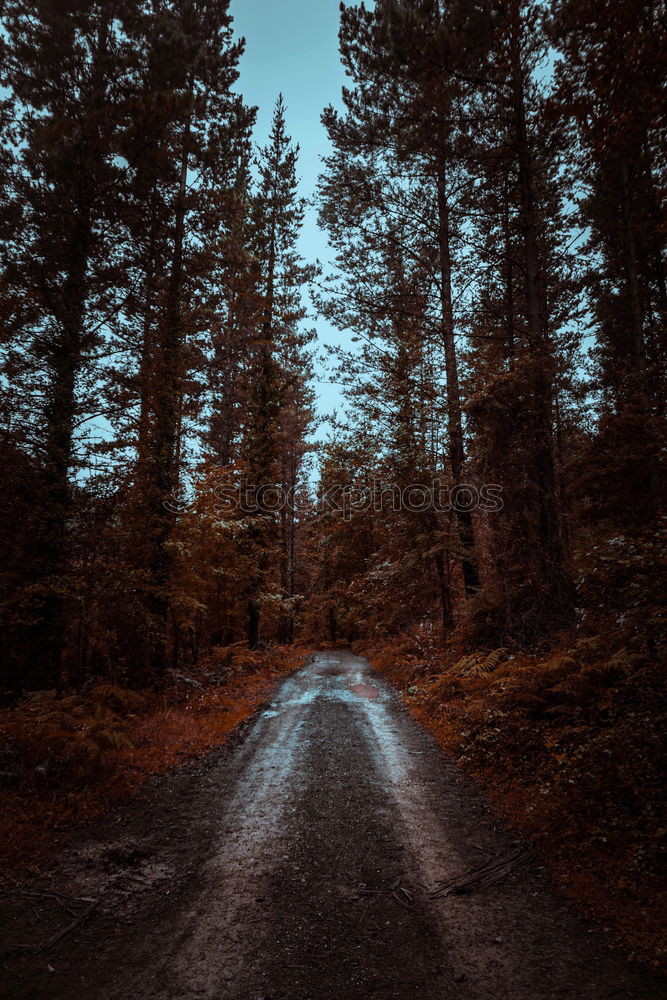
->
[0,0,664,693]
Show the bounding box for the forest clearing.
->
[0,0,665,996]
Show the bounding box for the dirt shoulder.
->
[0,646,306,878]
[363,634,666,970]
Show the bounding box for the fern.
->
[539,654,578,676]
[453,648,509,677]
[89,684,146,716]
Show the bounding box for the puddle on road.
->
[349,682,380,700]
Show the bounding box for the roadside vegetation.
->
[0,647,304,877]
[361,528,667,968]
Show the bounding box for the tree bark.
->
[618,151,660,505]
[32,10,112,687]
[508,0,573,618]
[143,97,193,680]
[435,163,480,598]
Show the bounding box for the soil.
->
[0,651,664,999]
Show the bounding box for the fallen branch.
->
[28,898,101,954]
[13,890,95,917]
[430,847,531,898]
[392,887,414,910]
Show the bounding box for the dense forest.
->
[0,0,317,690]
[0,0,665,976]
[1,0,664,690]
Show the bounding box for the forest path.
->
[1,651,663,1000]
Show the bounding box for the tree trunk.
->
[435,163,480,598]
[30,9,112,687]
[433,548,454,639]
[508,0,573,619]
[143,99,193,681]
[619,151,659,503]
[34,210,91,688]
[247,595,260,650]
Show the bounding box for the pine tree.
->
[550,0,666,524]
[242,96,316,647]
[0,0,138,686]
[112,0,254,680]
[432,0,576,634]
[449,0,579,635]
[320,1,482,618]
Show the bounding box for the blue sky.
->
[230,0,354,425]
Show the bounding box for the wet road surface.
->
[1,651,663,999]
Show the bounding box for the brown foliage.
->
[369,618,667,968]
[0,647,305,877]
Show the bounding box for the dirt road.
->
[1,651,663,999]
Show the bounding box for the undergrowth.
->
[359,536,667,969]
[0,644,305,877]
